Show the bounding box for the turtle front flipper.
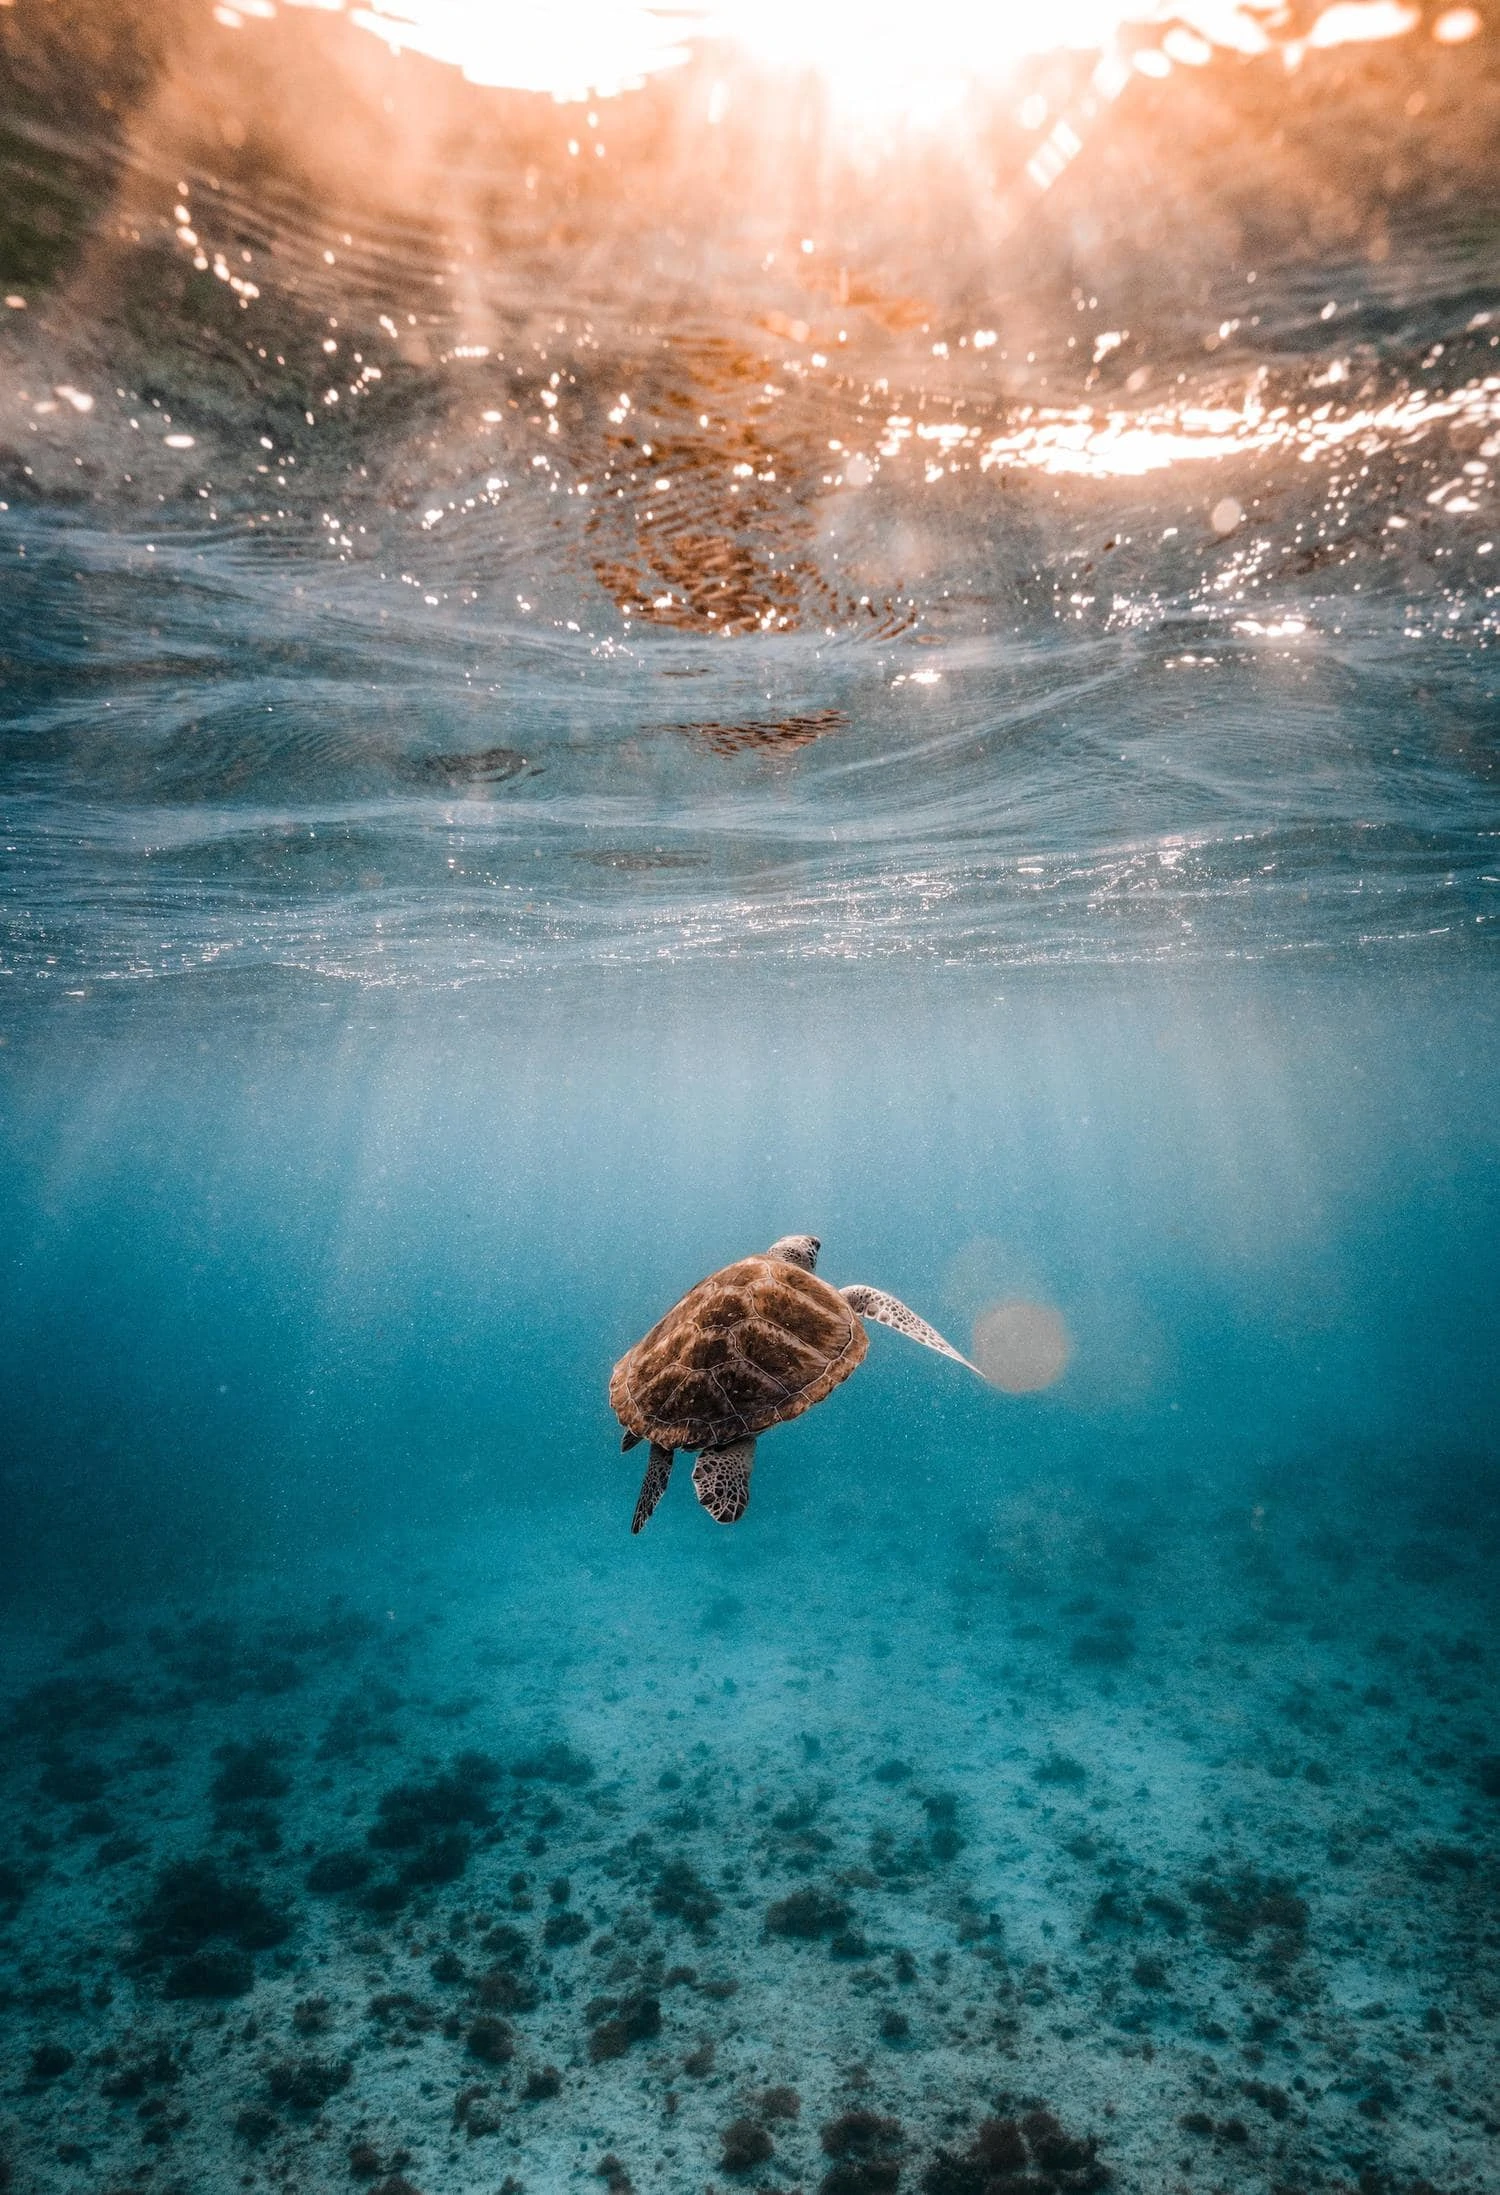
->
[691,1439,756,1525]
[631,1443,676,1535]
[841,1286,981,1373]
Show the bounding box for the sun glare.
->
[701,0,1149,124]
[264,0,1461,112]
[330,0,691,99]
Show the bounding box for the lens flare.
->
[972,1299,1073,1393]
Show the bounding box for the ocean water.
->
[2,6,1499,2193]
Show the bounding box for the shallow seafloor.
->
[0,1450,1497,2195]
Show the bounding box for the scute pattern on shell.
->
[610,1256,868,1451]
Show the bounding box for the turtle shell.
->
[610,1256,868,1452]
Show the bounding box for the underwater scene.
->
[2,4,1499,2194]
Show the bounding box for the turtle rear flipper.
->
[692,1439,756,1525]
[631,1444,675,1535]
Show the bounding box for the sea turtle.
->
[611,1235,980,1533]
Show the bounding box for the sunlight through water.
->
[1,4,1499,2182]
[261,0,1483,112]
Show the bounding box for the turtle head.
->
[766,1234,820,1271]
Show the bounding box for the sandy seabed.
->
[1,1451,1496,2195]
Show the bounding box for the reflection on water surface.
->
[0,0,1496,990]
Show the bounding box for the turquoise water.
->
[2,7,1499,2193]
